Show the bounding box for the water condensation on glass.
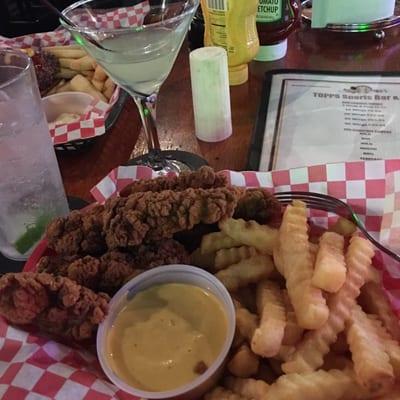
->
[0,59,69,260]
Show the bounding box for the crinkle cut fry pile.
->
[195,200,400,400]
[0,167,282,343]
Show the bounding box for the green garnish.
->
[14,214,52,254]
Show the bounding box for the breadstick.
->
[56,68,79,79]
[70,74,107,102]
[282,235,375,374]
[55,81,72,93]
[46,79,66,95]
[278,200,329,330]
[94,64,107,82]
[251,280,286,358]
[70,55,95,71]
[346,305,394,395]
[92,79,105,92]
[44,46,86,59]
[103,81,115,100]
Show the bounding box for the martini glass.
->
[61,0,207,173]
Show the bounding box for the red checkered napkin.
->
[0,30,71,49]
[0,319,136,400]
[70,2,150,30]
[91,159,400,314]
[49,98,110,145]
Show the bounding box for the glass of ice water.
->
[62,0,203,173]
[0,49,69,261]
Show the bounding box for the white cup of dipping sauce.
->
[97,265,235,400]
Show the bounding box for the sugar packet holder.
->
[91,159,400,316]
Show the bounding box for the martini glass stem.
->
[133,94,161,151]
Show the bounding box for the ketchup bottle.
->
[255,0,300,61]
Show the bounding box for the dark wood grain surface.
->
[59,24,400,201]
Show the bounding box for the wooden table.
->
[58,24,400,201]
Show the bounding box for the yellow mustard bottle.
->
[201,0,259,86]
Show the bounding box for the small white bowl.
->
[42,91,94,123]
[97,264,235,400]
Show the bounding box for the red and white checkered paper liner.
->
[69,2,150,30]
[2,160,400,400]
[91,159,400,309]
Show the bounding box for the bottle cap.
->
[228,64,248,86]
[254,39,288,62]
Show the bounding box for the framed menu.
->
[248,70,400,171]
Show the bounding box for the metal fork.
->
[274,191,400,262]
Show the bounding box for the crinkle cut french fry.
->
[228,344,259,378]
[234,300,258,342]
[215,255,275,292]
[215,246,258,270]
[365,265,382,284]
[234,286,257,313]
[282,235,375,374]
[219,218,278,254]
[201,231,242,254]
[373,384,400,400]
[322,353,353,371]
[359,282,400,341]
[331,332,349,355]
[312,232,346,293]
[190,247,215,270]
[346,306,394,395]
[282,289,304,346]
[278,200,329,330]
[223,376,269,400]
[251,280,286,357]
[368,314,400,378]
[256,361,278,384]
[266,369,363,400]
[275,345,295,362]
[204,387,247,400]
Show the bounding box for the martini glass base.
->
[127,150,209,174]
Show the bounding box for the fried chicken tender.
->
[120,166,227,197]
[38,240,189,294]
[234,188,282,225]
[46,205,105,255]
[103,187,240,249]
[0,272,109,341]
